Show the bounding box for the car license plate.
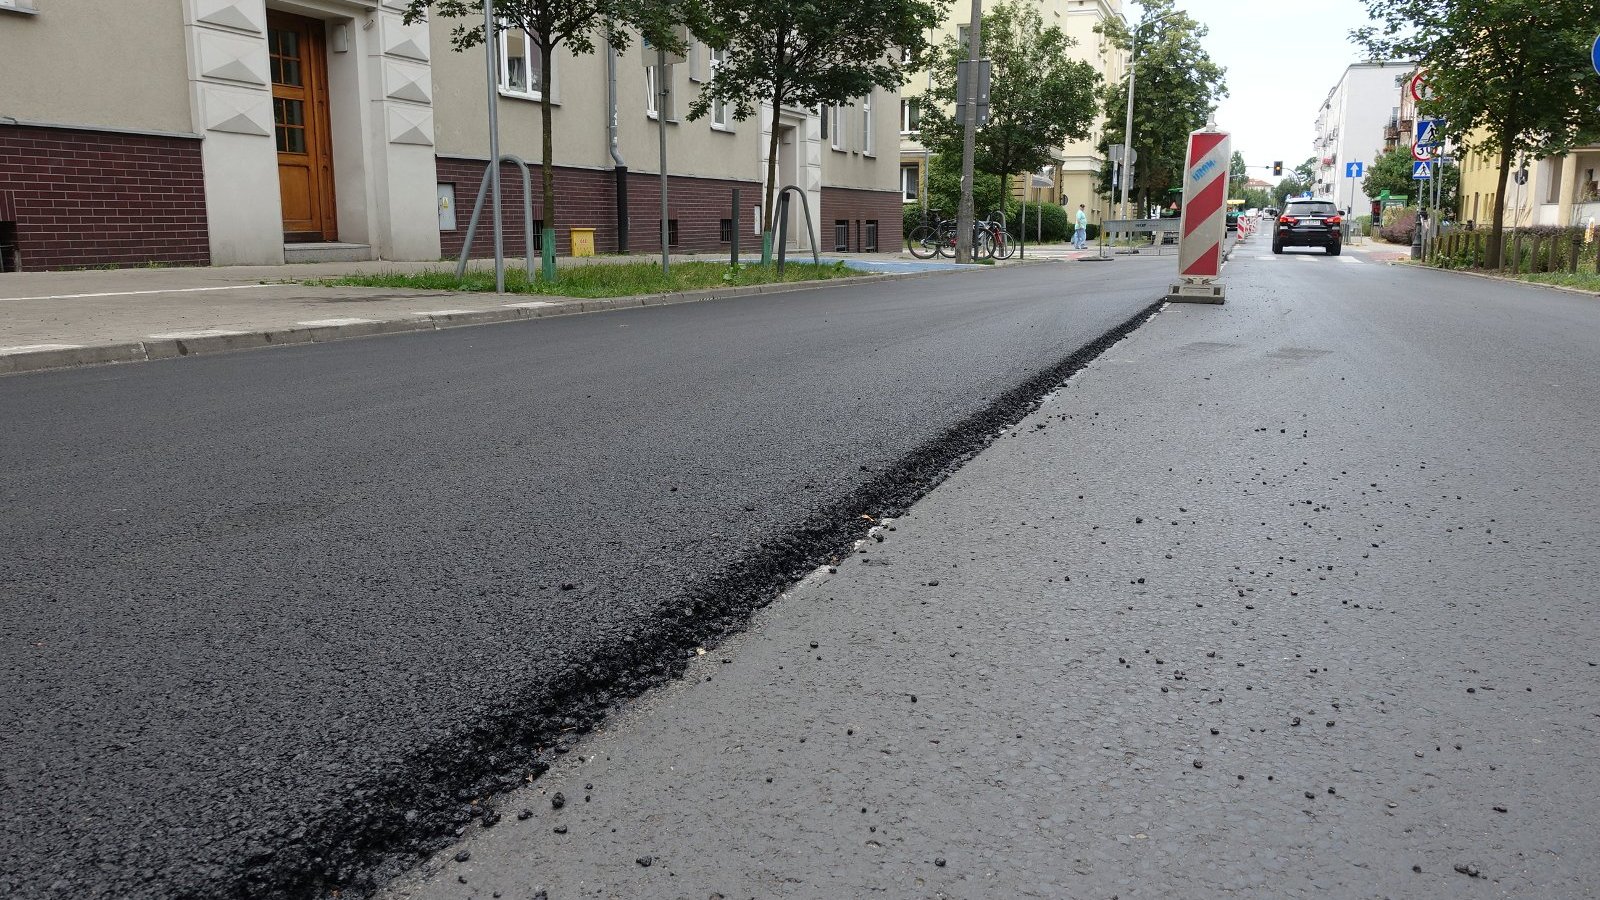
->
[1305,218,1322,226]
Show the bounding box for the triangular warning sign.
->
[1412,160,1432,179]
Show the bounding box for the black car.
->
[1272,199,1342,255]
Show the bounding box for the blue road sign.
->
[1345,161,1364,178]
[1415,118,1442,146]
[1592,33,1599,76]
[1413,160,1432,179]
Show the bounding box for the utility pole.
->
[656,44,671,275]
[1119,11,1178,224]
[955,0,981,264]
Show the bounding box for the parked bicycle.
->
[907,210,1010,260]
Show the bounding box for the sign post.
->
[1343,161,1364,238]
[1168,125,1230,304]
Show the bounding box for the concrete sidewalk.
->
[376,245,1600,899]
[0,252,967,375]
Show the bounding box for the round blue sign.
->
[1593,33,1600,77]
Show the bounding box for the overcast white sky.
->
[1128,0,1380,179]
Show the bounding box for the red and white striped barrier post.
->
[1169,125,1231,304]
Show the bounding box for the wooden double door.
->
[269,11,337,242]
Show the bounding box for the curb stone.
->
[1,265,1008,377]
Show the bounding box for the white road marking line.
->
[1339,255,1360,263]
[1,343,86,355]
[1,284,292,303]
[411,309,482,316]
[296,317,378,327]
[146,329,251,340]
[502,301,557,309]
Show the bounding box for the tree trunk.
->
[762,79,786,237]
[1486,137,1513,269]
[540,38,557,245]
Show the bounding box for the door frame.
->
[269,10,338,243]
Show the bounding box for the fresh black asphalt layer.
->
[0,259,1170,898]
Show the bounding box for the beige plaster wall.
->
[0,0,193,134]
[820,87,901,192]
[428,18,761,181]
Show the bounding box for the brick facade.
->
[820,186,903,253]
[0,124,209,271]
[435,157,762,259]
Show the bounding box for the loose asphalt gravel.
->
[377,247,1600,900]
[0,257,1171,899]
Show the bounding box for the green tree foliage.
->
[1228,150,1247,197]
[1363,146,1457,211]
[925,151,1005,218]
[691,0,944,233]
[1239,186,1272,210]
[403,0,688,247]
[1354,0,1600,266]
[1095,0,1227,215]
[1273,176,1308,209]
[917,0,1100,196]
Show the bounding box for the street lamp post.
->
[1118,10,1180,224]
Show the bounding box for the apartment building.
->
[898,0,1124,225]
[1457,143,1600,229]
[0,0,901,272]
[1310,60,1412,214]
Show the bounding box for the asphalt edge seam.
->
[219,290,1170,899]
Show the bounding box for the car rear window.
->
[1285,202,1337,217]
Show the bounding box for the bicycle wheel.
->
[973,229,994,260]
[907,225,938,259]
[935,224,958,258]
[993,228,1015,259]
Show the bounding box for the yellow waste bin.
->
[570,227,596,257]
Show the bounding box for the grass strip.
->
[1517,271,1600,294]
[308,261,859,299]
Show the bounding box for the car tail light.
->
[1325,215,1342,226]
[1278,216,1298,226]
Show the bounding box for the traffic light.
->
[1272,161,1283,177]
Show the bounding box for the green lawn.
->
[308,261,859,299]
[1517,270,1600,293]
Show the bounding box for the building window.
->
[900,98,920,135]
[532,220,545,250]
[830,102,845,151]
[862,93,874,156]
[645,64,659,118]
[834,220,849,251]
[668,219,680,246]
[710,48,730,128]
[719,218,733,242]
[865,220,878,251]
[500,26,546,100]
[901,164,919,203]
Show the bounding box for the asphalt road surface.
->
[379,243,1600,899]
[0,258,1171,899]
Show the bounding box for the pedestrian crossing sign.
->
[1416,118,1441,146]
[1412,160,1432,179]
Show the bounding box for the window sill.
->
[710,123,734,134]
[864,152,876,158]
[0,2,39,15]
[646,114,682,125]
[830,145,847,153]
[498,90,559,106]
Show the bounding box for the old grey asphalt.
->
[378,247,1600,900]
[0,256,1170,899]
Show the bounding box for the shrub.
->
[1379,208,1417,244]
[1355,215,1373,237]
[1005,202,1071,243]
